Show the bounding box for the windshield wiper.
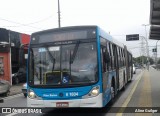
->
[46,47,55,72]
[70,41,80,64]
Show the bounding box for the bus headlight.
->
[28,91,35,98]
[91,88,99,96]
[82,86,100,98]
[28,89,42,100]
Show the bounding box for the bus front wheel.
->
[110,84,115,105]
[111,86,115,100]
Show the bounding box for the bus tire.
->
[111,86,115,100]
[110,79,115,105]
[122,75,126,91]
[24,93,27,97]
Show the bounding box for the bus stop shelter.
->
[149,0,160,40]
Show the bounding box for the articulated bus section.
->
[27,26,133,108]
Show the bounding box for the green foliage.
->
[133,56,154,65]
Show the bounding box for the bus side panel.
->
[102,71,117,106]
[97,27,118,107]
[96,27,104,106]
[118,67,127,90]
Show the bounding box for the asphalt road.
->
[1,68,159,116]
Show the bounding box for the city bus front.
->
[27,26,103,107]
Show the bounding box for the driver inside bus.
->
[45,70,72,85]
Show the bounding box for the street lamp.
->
[142,24,150,70]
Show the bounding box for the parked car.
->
[12,68,26,85]
[135,64,141,69]
[133,64,136,74]
[22,83,27,97]
[0,80,11,96]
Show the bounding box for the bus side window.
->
[122,49,125,66]
[122,48,124,67]
[116,47,119,68]
[109,43,114,70]
[123,49,125,66]
[101,47,106,72]
[101,46,110,72]
[119,48,122,67]
[107,42,111,70]
[112,44,116,69]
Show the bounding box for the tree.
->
[133,56,154,65]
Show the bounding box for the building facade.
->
[0,28,30,84]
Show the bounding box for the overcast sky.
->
[0,0,159,58]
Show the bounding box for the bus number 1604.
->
[69,92,78,96]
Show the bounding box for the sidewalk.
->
[9,83,24,96]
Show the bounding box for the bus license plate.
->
[56,102,69,107]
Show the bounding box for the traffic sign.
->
[152,48,157,52]
[126,34,139,41]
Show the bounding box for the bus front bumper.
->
[27,93,103,107]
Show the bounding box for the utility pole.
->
[156,40,159,68]
[142,24,150,70]
[140,37,145,67]
[140,36,149,69]
[9,30,12,85]
[58,0,61,28]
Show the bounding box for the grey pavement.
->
[122,67,160,115]
[9,83,24,96]
[0,83,23,103]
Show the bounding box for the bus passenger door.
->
[113,45,119,90]
[101,47,110,105]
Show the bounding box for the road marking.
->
[138,71,152,107]
[1,94,23,116]
[116,71,144,116]
[135,71,152,116]
[3,93,23,101]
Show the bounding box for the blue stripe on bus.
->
[30,85,96,100]
[98,27,112,41]
[96,27,103,93]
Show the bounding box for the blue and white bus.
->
[27,26,132,107]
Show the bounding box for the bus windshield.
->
[29,42,98,86]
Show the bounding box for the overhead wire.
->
[24,15,54,25]
[0,17,44,30]
[0,15,54,30]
